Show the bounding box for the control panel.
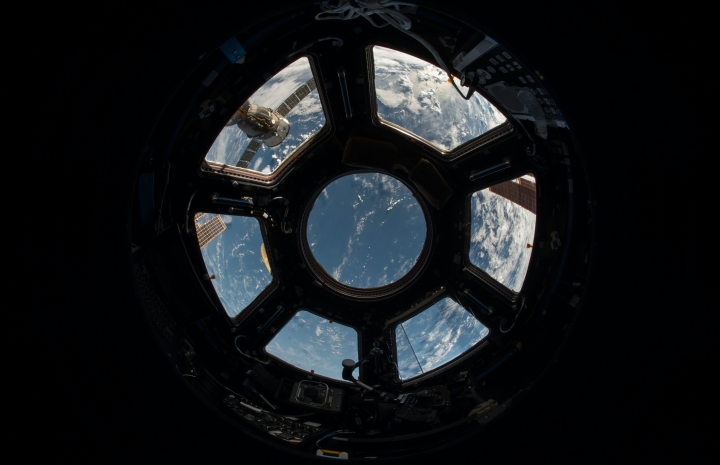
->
[288,380,345,413]
[394,392,446,423]
[452,35,567,127]
[221,394,329,444]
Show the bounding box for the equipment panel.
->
[221,394,330,444]
[288,380,345,413]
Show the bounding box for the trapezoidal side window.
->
[394,296,489,381]
[371,45,507,155]
[467,174,537,293]
[194,213,276,318]
[264,309,359,382]
[205,57,326,175]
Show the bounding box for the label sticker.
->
[489,58,498,65]
[518,76,527,83]
[495,54,505,62]
[503,51,512,59]
[526,75,535,82]
[499,66,508,73]
[513,61,522,68]
[487,66,497,73]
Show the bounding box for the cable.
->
[224,386,250,402]
[185,190,197,234]
[499,296,526,334]
[399,323,423,374]
[315,430,353,449]
[234,335,271,365]
[315,1,471,100]
[256,391,277,410]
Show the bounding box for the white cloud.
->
[373,46,506,151]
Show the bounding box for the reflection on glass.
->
[395,297,488,380]
[469,174,537,292]
[307,172,426,288]
[266,310,358,381]
[206,57,326,173]
[373,46,506,152]
[197,214,273,318]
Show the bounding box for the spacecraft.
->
[225,77,317,168]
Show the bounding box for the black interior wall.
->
[35,0,706,463]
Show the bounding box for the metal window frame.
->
[200,53,334,188]
[261,307,362,385]
[365,44,516,163]
[463,171,540,301]
[383,293,491,386]
[298,169,435,300]
[189,209,281,326]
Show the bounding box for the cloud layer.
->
[395,297,489,379]
[307,173,426,288]
[265,310,358,380]
[469,185,536,292]
[374,46,506,151]
[200,216,272,318]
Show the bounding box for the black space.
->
[32,1,708,463]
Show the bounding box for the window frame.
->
[463,171,540,301]
[261,307,362,386]
[199,53,334,187]
[365,45,516,163]
[189,208,280,326]
[383,292,491,386]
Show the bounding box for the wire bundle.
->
[315,1,453,78]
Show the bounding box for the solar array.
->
[196,214,227,249]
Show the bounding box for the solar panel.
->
[196,215,227,249]
[236,139,263,168]
[275,77,316,117]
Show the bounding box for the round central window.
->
[305,172,427,290]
